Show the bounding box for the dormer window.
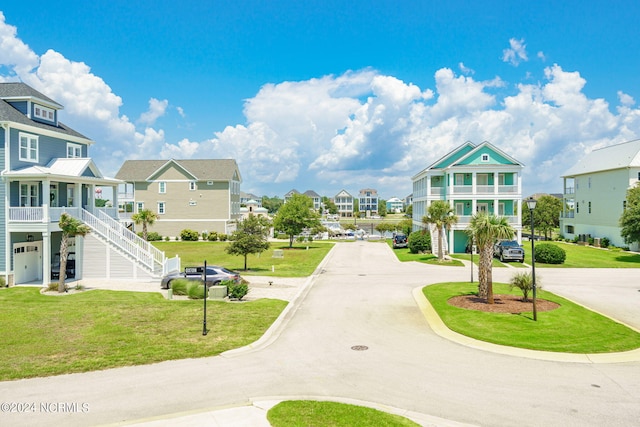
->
[19,133,38,162]
[33,104,55,122]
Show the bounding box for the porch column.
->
[111,185,119,212]
[42,231,50,285]
[74,184,81,209]
[42,179,50,223]
[516,199,522,243]
[426,175,431,200]
[472,172,476,195]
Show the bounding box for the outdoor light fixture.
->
[526,197,538,321]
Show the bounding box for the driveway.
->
[1,242,639,426]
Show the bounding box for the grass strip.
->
[423,282,640,353]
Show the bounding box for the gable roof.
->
[2,158,120,185]
[562,139,640,177]
[304,190,321,198]
[115,159,241,182]
[412,141,523,179]
[0,82,63,109]
[0,83,91,142]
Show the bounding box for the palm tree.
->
[466,213,515,304]
[58,213,90,293]
[131,209,158,241]
[422,200,458,261]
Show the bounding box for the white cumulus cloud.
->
[502,38,528,66]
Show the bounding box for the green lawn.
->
[387,241,465,266]
[449,253,526,268]
[267,401,419,427]
[153,241,334,276]
[0,287,287,380]
[524,241,640,268]
[423,282,640,353]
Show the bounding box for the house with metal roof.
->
[115,159,242,238]
[560,139,640,250]
[411,141,524,254]
[0,82,158,285]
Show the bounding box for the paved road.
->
[1,242,639,426]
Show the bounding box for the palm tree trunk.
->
[477,243,494,303]
[58,233,68,293]
[437,227,444,261]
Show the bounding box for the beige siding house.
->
[116,159,242,238]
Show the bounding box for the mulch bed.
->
[448,294,560,313]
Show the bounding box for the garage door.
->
[14,242,43,284]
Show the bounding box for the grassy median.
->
[423,282,640,353]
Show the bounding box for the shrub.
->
[201,232,208,240]
[225,279,249,300]
[170,279,189,295]
[218,234,228,241]
[296,235,305,243]
[146,232,163,241]
[408,231,431,254]
[164,236,170,241]
[0,276,6,287]
[180,229,200,241]
[508,271,541,301]
[207,232,219,241]
[600,237,610,248]
[186,281,205,299]
[535,243,566,264]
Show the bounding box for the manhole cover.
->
[351,345,369,351]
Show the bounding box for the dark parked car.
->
[161,265,241,289]
[51,252,75,279]
[493,240,525,262]
[392,233,408,249]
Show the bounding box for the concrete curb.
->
[413,286,640,363]
[221,243,338,358]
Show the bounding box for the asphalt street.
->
[1,241,639,426]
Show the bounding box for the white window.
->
[67,143,82,158]
[34,104,54,121]
[158,202,166,215]
[455,203,464,216]
[19,133,38,162]
[455,174,464,185]
[189,181,196,191]
[481,154,490,162]
[136,202,144,213]
[67,185,75,207]
[498,173,506,185]
[20,183,39,207]
[498,203,505,216]
[158,182,166,194]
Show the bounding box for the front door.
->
[50,184,58,207]
[477,203,488,213]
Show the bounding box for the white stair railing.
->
[79,209,166,272]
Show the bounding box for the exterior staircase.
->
[70,209,179,280]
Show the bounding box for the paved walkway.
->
[2,242,639,426]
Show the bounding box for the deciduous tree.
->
[620,183,640,245]
[226,214,271,270]
[272,194,321,248]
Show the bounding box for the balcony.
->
[9,206,119,224]
[451,185,518,195]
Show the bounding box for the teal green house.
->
[411,141,524,254]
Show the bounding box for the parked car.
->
[393,233,408,249]
[51,252,75,279]
[161,266,241,289]
[493,240,525,262]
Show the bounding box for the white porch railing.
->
[9,207,44,222]
[83,209,166,270]
[164,255,181,275]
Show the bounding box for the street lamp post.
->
[526,197,538,321]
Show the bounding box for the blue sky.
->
[2,1,640,200]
